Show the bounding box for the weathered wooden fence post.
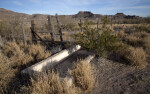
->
[47,15,54,42]
[10,25,15,42]
[79,19,82,32]
[0,35,4,47]
[97,19,99,30]
[55,14,63,42]
[21,21,27,45]
[31,20,37,43]
[110,16,112,27]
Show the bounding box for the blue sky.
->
[0,0,150,17]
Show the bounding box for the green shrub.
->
[74,19,120,57]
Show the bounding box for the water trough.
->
[21,45,81,75]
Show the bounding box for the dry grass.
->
[23,44,50,61]
[0,41,51,93]
[123,35,142,47]
[115,30,127,38]
[23,71,77,94]
[3,42,50,67]
[0,52,16,94]
[142,36,150,55]
[119,46,147,68]
[2,42,29,67]
[69,60,95,92]
[0,41,96,93]
[131,31,149,38]
[123,31,150,55]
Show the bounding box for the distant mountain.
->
[0,8,30,20]
[0,8,146,24]
[73,11,102,18]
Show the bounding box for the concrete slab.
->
[21,45,81,75]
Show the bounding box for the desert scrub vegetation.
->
[74,18,121,57]
[0,41,51,93]
[117,45,147,68]
[2,42,50,67]
[21,60,95,94]
[69,60,95,92]
[0,41,95,94]
[121,30,150,55]
[0,52,16,94]
[123,35,142,47]
[23,71,77,94]
[142,36,150,55]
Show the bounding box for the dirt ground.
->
[91,57,150,94]
[53,49,150,94]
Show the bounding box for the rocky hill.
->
[0,8,146,24]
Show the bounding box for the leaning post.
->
[31,20,37,44]
[55,14,63,42]
[21,21,27,45]
[48,15,54,42]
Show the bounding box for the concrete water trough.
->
[21,45,81,75]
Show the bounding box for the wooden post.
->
[31,20,37,43]
[110,16,112,27]
[55,14,63,42]
[21,21,27,45]
[47,15,54,42]
[0,35,3,47]
[97,19,99,30]
[80,19,82,32]
[11,25,15,42]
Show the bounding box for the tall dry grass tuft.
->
[0,41,51,93]
[25,71,77,94]
[69,60,95,92]
[142,36,150,55]
[131,31,149,38]
[123,35,142,47]
[23,44,50,62]
[2,42,23,58]
[0,52,16,94]
[2,42,27,67]
[115,30,127,38]
[2,42,51,67]
[119,46,147,68]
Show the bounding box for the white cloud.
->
[64,0,97,6]
[29,0,41,3]
[13,1,23,6]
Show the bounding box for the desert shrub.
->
[142,36,150,55]
[2,42,51,68]
[131,31,149,38]
[118,46,147,68]
[0,21,11,39]
[128,24,150,33]
[2,42,28,67]
[61,23,78,31]
[69,60,95,92]
[23,44,50,62]
[2,42,22,58]
[135,25,150,32]
[0,41,51,93]
[123,35,142,47]
[0,52,16,94]
[116,30,127,38]
[25,71,77,94]
[74,19,120,57]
